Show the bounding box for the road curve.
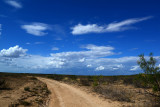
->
[38,77,120,107]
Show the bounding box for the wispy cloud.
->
[34,42,45,45]
[130,65,139,71]
[71,16,152,35]
[52,47,59,51]
[111,64,124,70]
[21,22,50,36]
[5,0,22,8]
[54,37,62,41]
[50,44,115,59]
[129,48,138,51]
[26,42,31,45]
[129,48,139,51]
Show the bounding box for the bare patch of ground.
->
[0,74,50,107]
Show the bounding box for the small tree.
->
[137,53,160,92]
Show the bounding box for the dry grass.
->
[0,79,9,90]
[93,85,131,102]
[42,74,160,106]
[1,73,160,106]
[0,73,50,107]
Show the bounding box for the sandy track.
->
[38,77,121,107]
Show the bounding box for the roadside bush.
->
[48,75,64,81]
[19,101,31,106]
[79,79,90,86]
[93,85,131,102]
[0,79,9,90]
[9,103,19,107]
[123,77,134,85]
[42,84,51,94]
[24,87,30,91]
[30,77,37,80]
[92,76,99,87]
[137,53,160,92]
[69,75,77,80]
[92,82,98,87]
[132,74,151,88]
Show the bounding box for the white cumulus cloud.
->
[5,0,22,8]
[0,45,27,58]
[95,66,105,71]
[71,16,152,35]
[21,22,50,36]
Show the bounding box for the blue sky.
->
[0,0,160,75]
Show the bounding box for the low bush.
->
[19,101,31,106]
[93,85,131,102]
[9,103,19,107]
[30,77,37,80]
[69,75,77,80]
[47,75,64,81]
[24,87,30,91]
[92,76,99,87]
[0,79,9,90]
[79,79,90,86]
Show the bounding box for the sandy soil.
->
[0,76,49,107]
[38,77,121,107]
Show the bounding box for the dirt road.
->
[38,77,121,107]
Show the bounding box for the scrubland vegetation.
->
[42,74,160,106]
[0,73,50,107]
[0,72,160,106]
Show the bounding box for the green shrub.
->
[92,82,98,87]
[92,76,99,87]
[138,53,160,92]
